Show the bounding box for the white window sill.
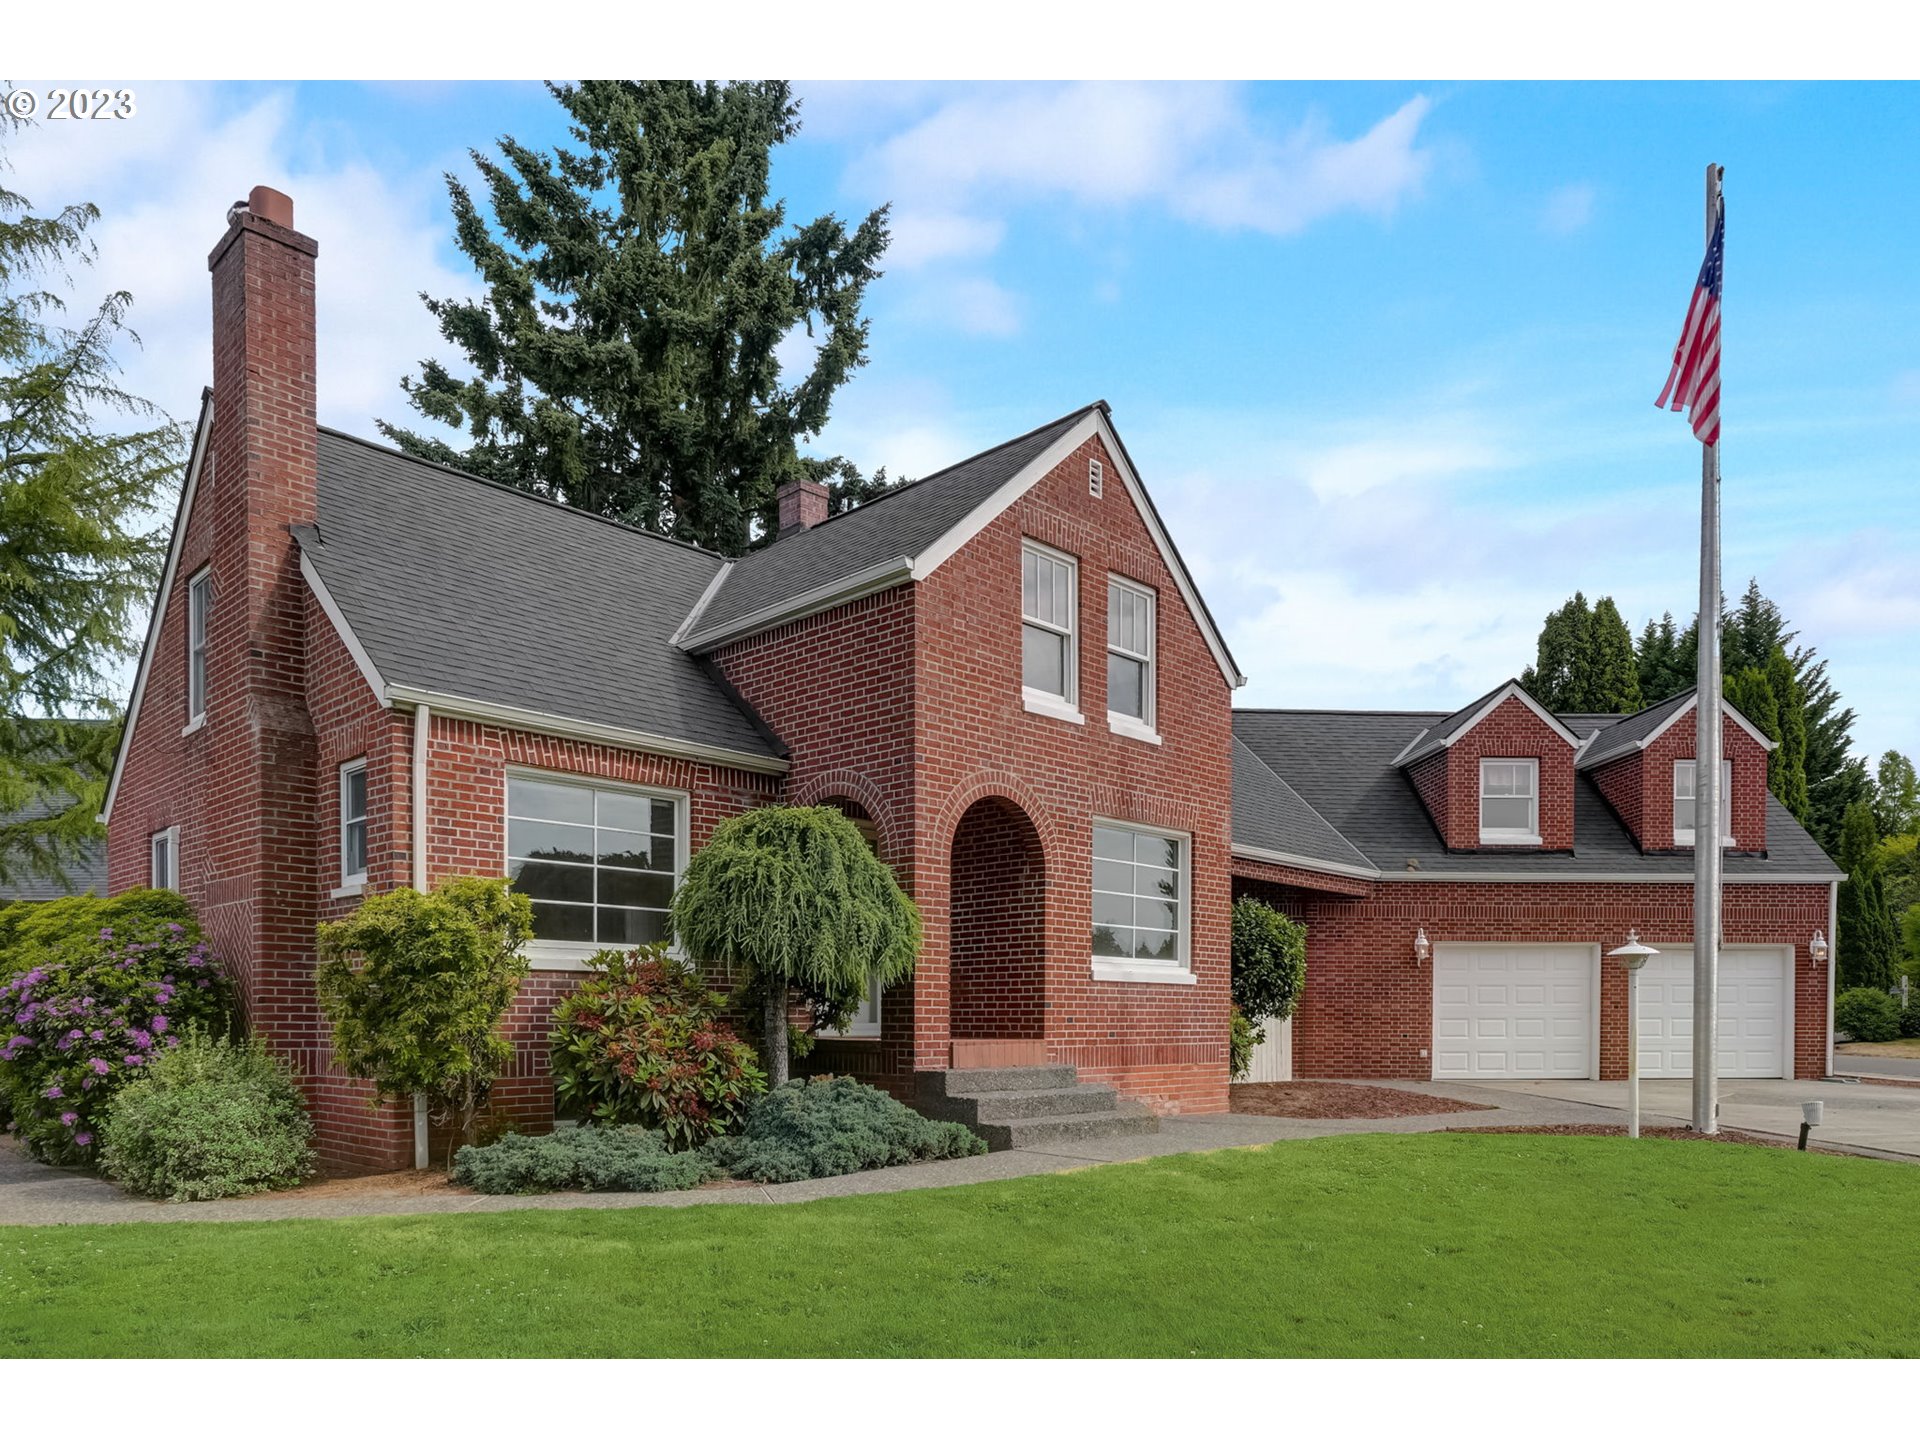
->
[1478,833,1542,846]
[180,715,207,737]
[1107,713,1162,745]
[1022,689,1085,725]
[521,942,685,972]
[1090,959,1196,986]
[1674,837,1737,848]
[329,881,366,900]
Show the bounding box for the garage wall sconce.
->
[1413,927,1431,965]
[1809,929,1829,967]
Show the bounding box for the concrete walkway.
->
[1,1081,1609,1227]
[1461,1076,1920,1159]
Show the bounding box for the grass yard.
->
[5,1133,1917,1358]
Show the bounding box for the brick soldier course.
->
[104,188,1841,1170]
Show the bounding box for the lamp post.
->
[1609,930,1660,1139]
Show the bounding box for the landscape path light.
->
[1608,929,1660,1140]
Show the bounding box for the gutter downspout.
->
[411,702,431,1170]
[1827,878,1839,1078]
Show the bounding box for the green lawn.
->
[5,1133,1916,1358]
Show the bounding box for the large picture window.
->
[506,773,684,953]
[1478,758,1539,843]
[1673,759,1733,847]
[1091,822,1187,969]
[1021,541,1077,705]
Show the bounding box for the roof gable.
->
[1394,679,1581,768]
[680,404,1245,688]
[1576,687,1777,771]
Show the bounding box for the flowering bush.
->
[0,922,233,1165]
[551,945,765,1148]
[99,1033,312,1201]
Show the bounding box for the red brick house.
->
[103,189,1840,1170]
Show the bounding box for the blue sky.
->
[10,80,1916,763]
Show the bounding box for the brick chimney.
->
[776,475,830,537]
[203,186,321,1050]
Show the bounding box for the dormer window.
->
[1674,759,1733,847]
[1479,758,1540,845]
[1021,540,1080,719]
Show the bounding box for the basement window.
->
[1478,758,1540,844]
[1673,759,1734,847]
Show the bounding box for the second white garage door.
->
[1433,944,1595,1080]
[1636,946,1789,1078]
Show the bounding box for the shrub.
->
[1836,986,1900,1044]
[1229,1007,1264,1081]
[453,1125,714,1195]
[0,919,231,1165]
[1901,1000,1920,1040]
[316,877,532,1156]
[705,1076,984,1184]
[551,945,764,1148]
[99,1033,312,1201]
[670,806,920,1087]
[1231,898,1306,1026]
[0,889,199,980]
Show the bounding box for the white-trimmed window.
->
[1673,759,1734,847]
[832,812,883,1036]
[506,772,686,959]
[1091,821,1192,982]
[149,826,179,890]
[1021,541,1078,710]
[1479,758,1540,844]
[186,568,211,725]
[339,759,369,887]
[1106,576,1156,732]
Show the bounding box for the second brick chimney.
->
[776,475,830,537]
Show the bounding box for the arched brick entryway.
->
[948,795,1046,1047]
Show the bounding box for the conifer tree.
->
[1837,800,1898,990]
[381,81,891,556]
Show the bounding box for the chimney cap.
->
[246,185,295,230]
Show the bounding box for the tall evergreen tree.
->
[1,117,179,886]
[1587,596,1641,712]
[1634,612,1691,703]
[1521,592,1640,712]
[1763,643,1811,821]
[1873,750,1919,839]
[381,81,891,556]
[1837,800,1898,990]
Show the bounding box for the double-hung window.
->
[1021,541,1078,715]
[1106,576,1156,735]
[1478,759,1540,844]
[149,827,179,890]
[1091,821,1192,983]
[338,759,369,888]
[186,568,211,726]
[1673,759,1733,847]
[506,772,685,960]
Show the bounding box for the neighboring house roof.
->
[0,799,107,902]
[1232,707,1840,881]
[1393,677,1582,767]
[296,430,785,772]
[1230,736,1377,877]
[677,402,1246,687]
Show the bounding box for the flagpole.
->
[1692,161,1725,1135]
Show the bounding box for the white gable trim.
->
[677,555,913,654]
[1389,727,1431,767]
[1638,693,1777,754]
[100,395,213,823]
[1421,681,1583,762]
[299,552,387,702]
[910,408,1246,689]
[669,560,734,647]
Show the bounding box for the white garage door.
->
[1433,945,1594,1080]
[1636,946,1788,1078]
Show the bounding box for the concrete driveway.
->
[1458,1077,1920,1159]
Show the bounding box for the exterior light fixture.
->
[1413,927,1431,965]
[1809,930,1829,966]
[1608,929,1661,1140]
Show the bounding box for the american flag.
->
[1656,202,1724,445]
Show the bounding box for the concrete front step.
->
[921,1084,1120,1124]
[971,1104,1161,1153]
[917,1064,1078,1099]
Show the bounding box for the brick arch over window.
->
[791,769,904,866]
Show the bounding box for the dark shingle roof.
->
[298,430,781,765]
[1394,679,1515,766]
[1231,737,1376,874]
[683,404,1101,646]
[1233,707,1840,879]
[0,799,107,903]
[1576,688,1695,770]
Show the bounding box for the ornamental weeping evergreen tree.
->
[380,81,891,555]
[670,806,920,1086]
[1,117,179,887]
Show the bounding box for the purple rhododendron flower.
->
[90,1029,105,1041]
[43,1085,63,1099]
[74,1133,91,1147]
[89,1057,110,1075]
[152,1015,169,1034]
[61,1111,78,1127]
[130,1030,153,1049]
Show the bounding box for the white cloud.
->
[4,83,471,439]
[899,274,1022,339]
[884,211,1006,271]
[1541,181,1597,236]
[1893,369,1920,407]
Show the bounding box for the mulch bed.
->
[1445,1123,1793,1149]
[1230,1081,1495,1120]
